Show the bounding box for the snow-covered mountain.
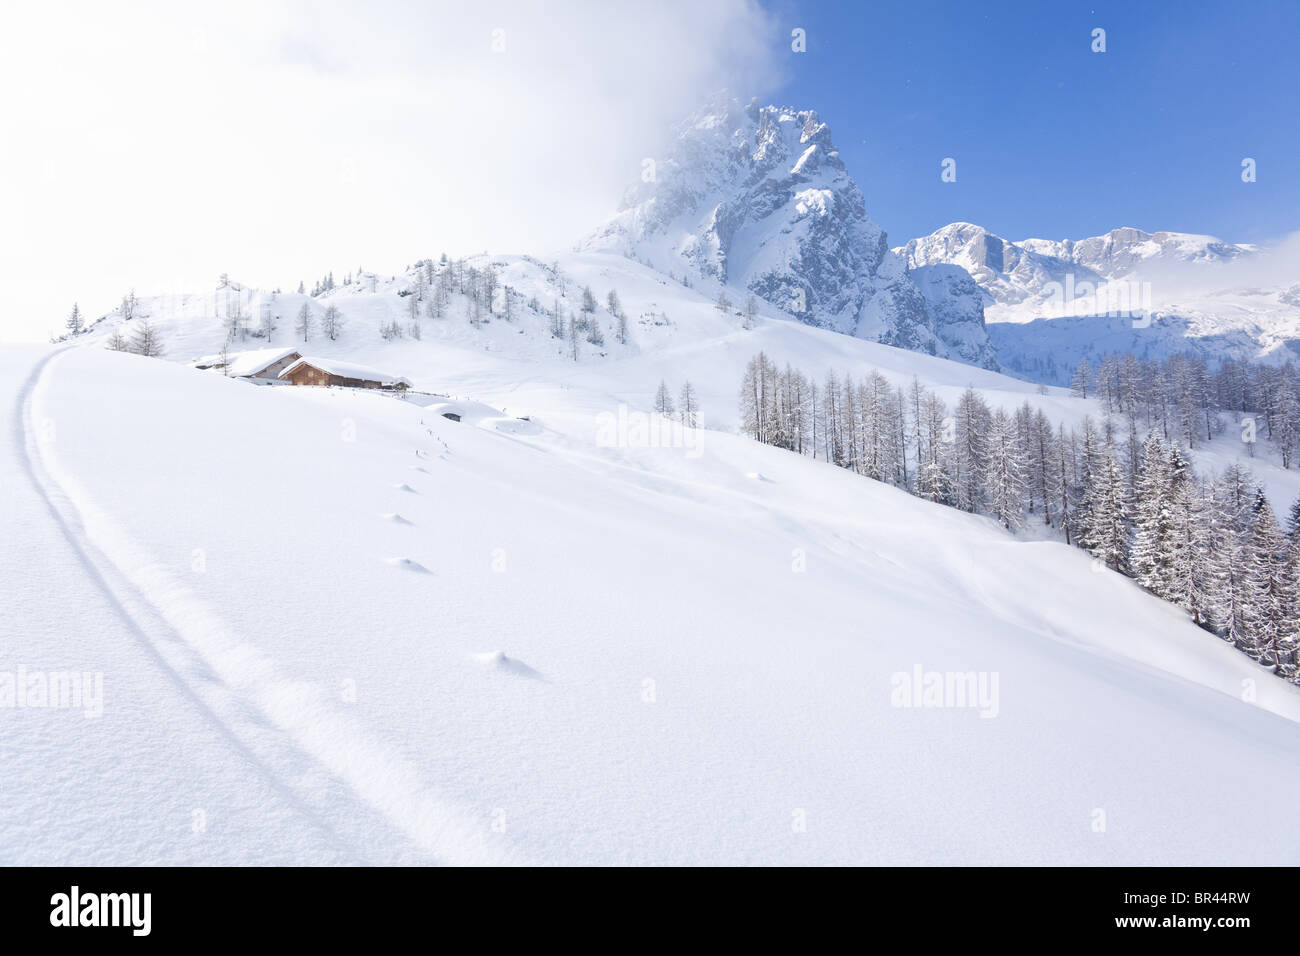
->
[896,222,1256,322]
[896,222,1300,383]
[584,95,999,370]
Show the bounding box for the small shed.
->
[278,357,412,391]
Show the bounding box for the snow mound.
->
[483,416,542,436]
[471,651,543,680]
[419,400,506,425]
[384,557,430,573]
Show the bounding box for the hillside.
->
[8,247,1300,864]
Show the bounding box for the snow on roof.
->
[225,347,302,378]
[280,356,412,387]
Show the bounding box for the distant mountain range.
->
[896,222,1300,384]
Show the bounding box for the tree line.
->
[1070,352,1300,466]
[740,351,1300,682]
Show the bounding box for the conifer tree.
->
[1082,449,1130,572]
[66,303,84,334]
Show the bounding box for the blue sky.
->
[766,0,1300,244]
[2,0,1294,341]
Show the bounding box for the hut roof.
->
[225,347,302,377]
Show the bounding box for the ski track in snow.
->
[17,349,528,866]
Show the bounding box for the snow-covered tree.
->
[1240,491,1299,674]
[1286,495,1300,544]
[1082,449,1129,572]
[953,388,990,513]
[1130,434,1173,594]
[65,303,84,335]
[985,407,1027,530]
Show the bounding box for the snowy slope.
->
[71,249,1295,509]
[7,330,1300,864]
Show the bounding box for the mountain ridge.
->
[584,94,1000,370]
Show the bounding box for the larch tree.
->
[678,381,699,428]
[1082,449,1130,573]
[1130,434,1173,595]
[129,319,164,357]
[1070,359,1092,399]
[1241,492,1299,675]
[654,379,675,417]
[295,302,314,341]
[985,407,1027,530]
[321,304,343,341]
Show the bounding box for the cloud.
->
[1135,231,1300,307]
[0,0,783,341]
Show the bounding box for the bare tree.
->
[129,319,164,357]
[679,381,699,427]
[654,380,675,417]
[295,302,314,341]
[321,304,343,341]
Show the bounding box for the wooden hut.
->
[278,357,411,391]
